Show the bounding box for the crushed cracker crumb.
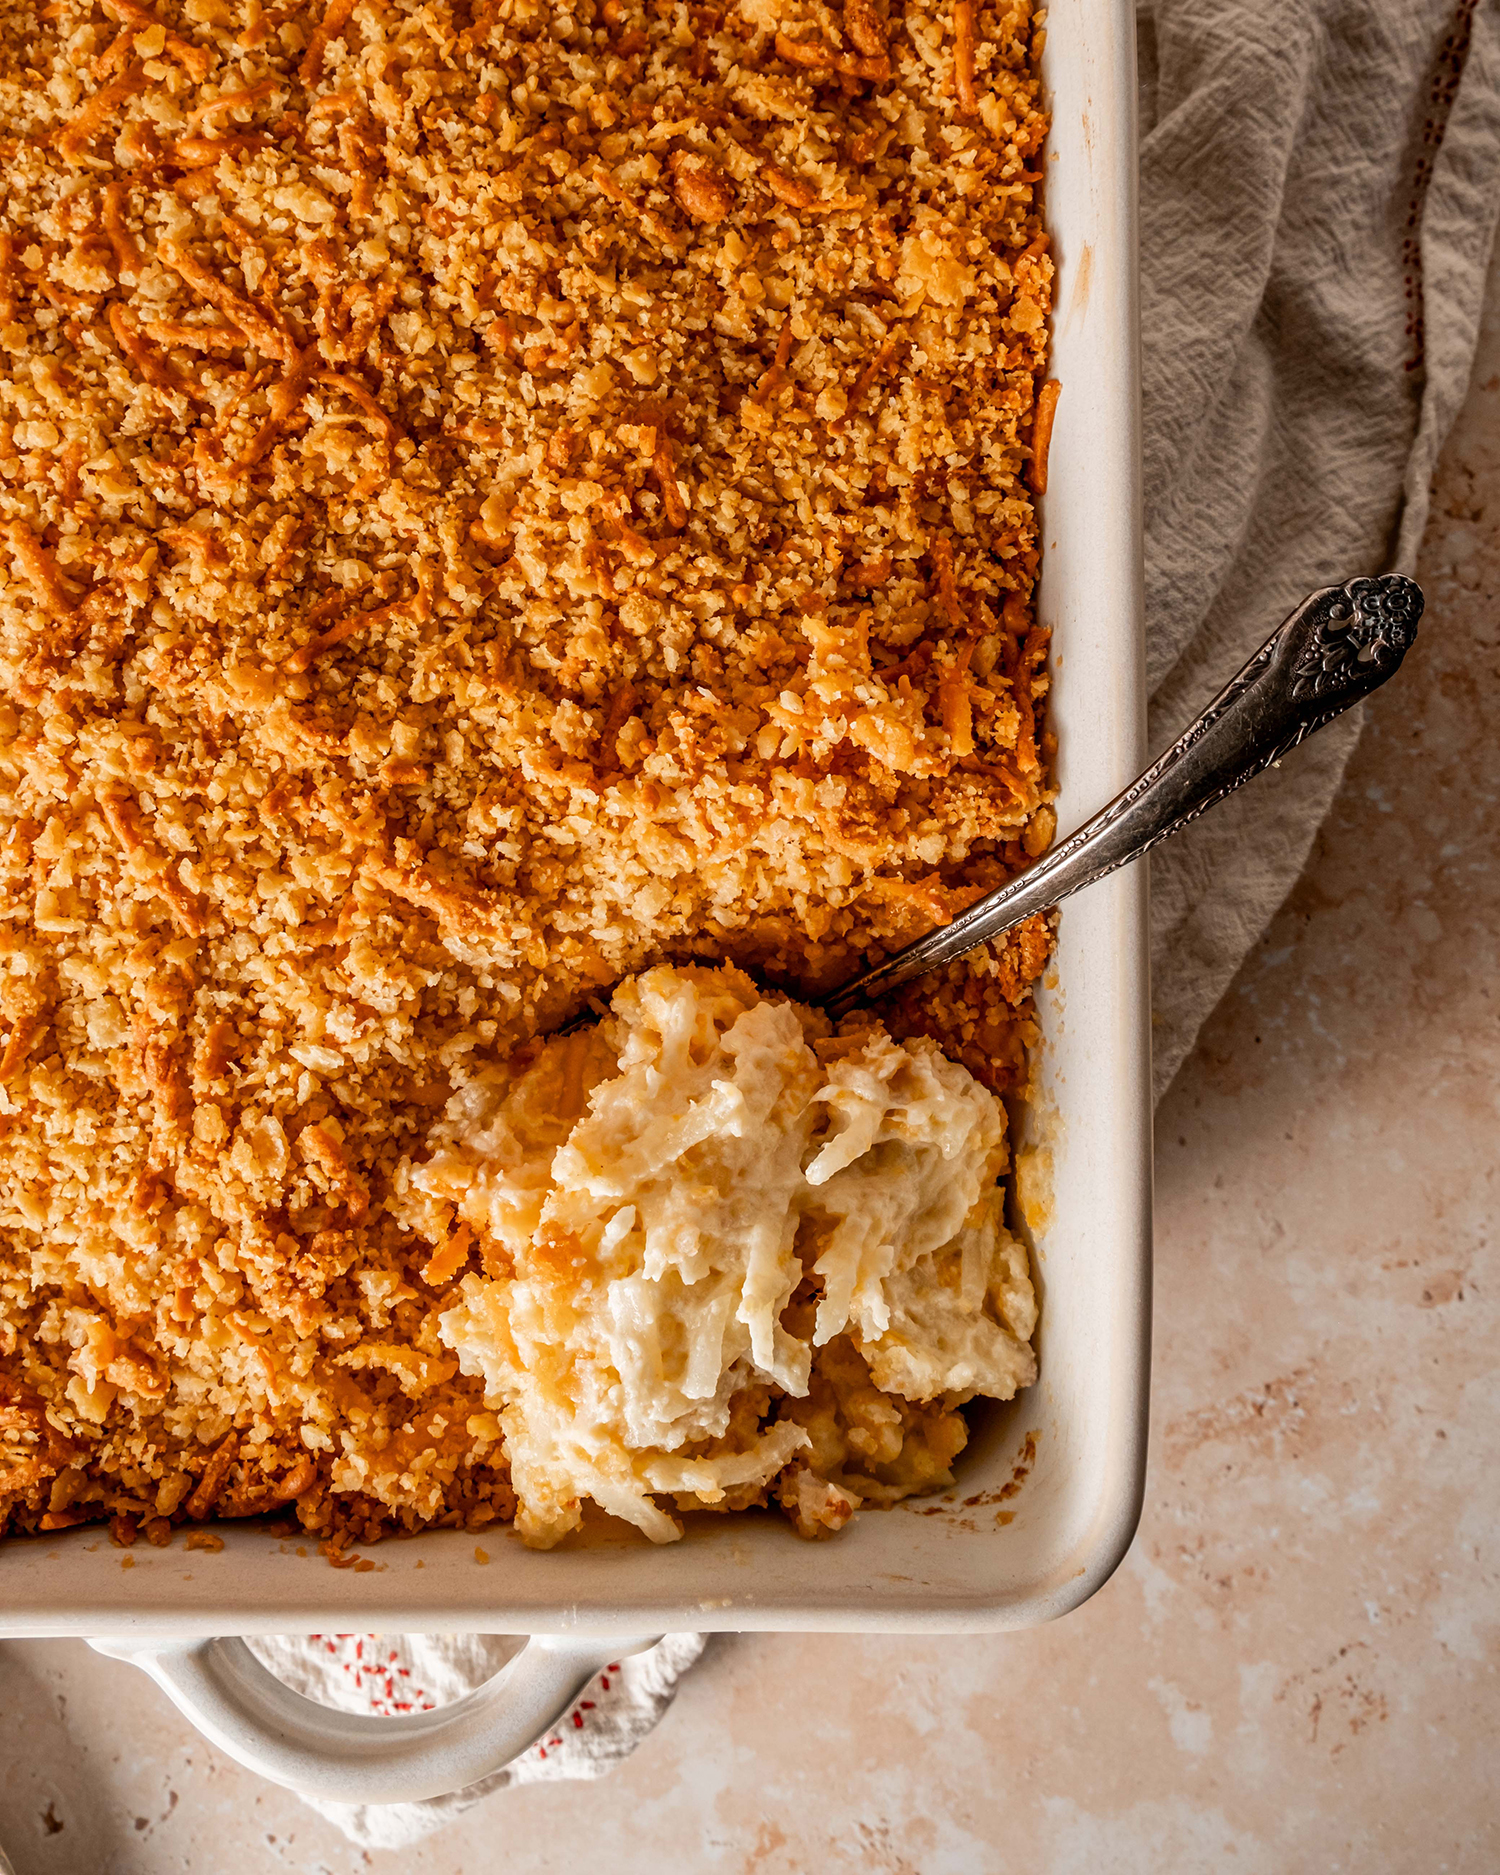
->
[0,0,1054,1549]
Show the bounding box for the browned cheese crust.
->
[0,0,1054,1548]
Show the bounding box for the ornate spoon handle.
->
[825,573,1423,1020]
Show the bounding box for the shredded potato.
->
[428,965,1037,1546]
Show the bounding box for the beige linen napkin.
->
[1139,0,1500,1093]
[257,0,1500,1847]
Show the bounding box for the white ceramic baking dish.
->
[0,0,1148,1802]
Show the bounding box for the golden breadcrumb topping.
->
[0,0,1053,1549]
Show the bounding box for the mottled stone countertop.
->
[3,261,1496,1875]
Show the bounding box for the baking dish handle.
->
[87,1631,659,1805]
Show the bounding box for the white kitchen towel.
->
[245,1630,707,1849]
[250,0,1500,1850]
[1139,0,1500,1093]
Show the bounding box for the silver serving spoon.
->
[825,573,1423,1020]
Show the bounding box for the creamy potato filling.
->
[425,965,1036,1545]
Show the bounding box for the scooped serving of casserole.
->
[0,0,1056,1555]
